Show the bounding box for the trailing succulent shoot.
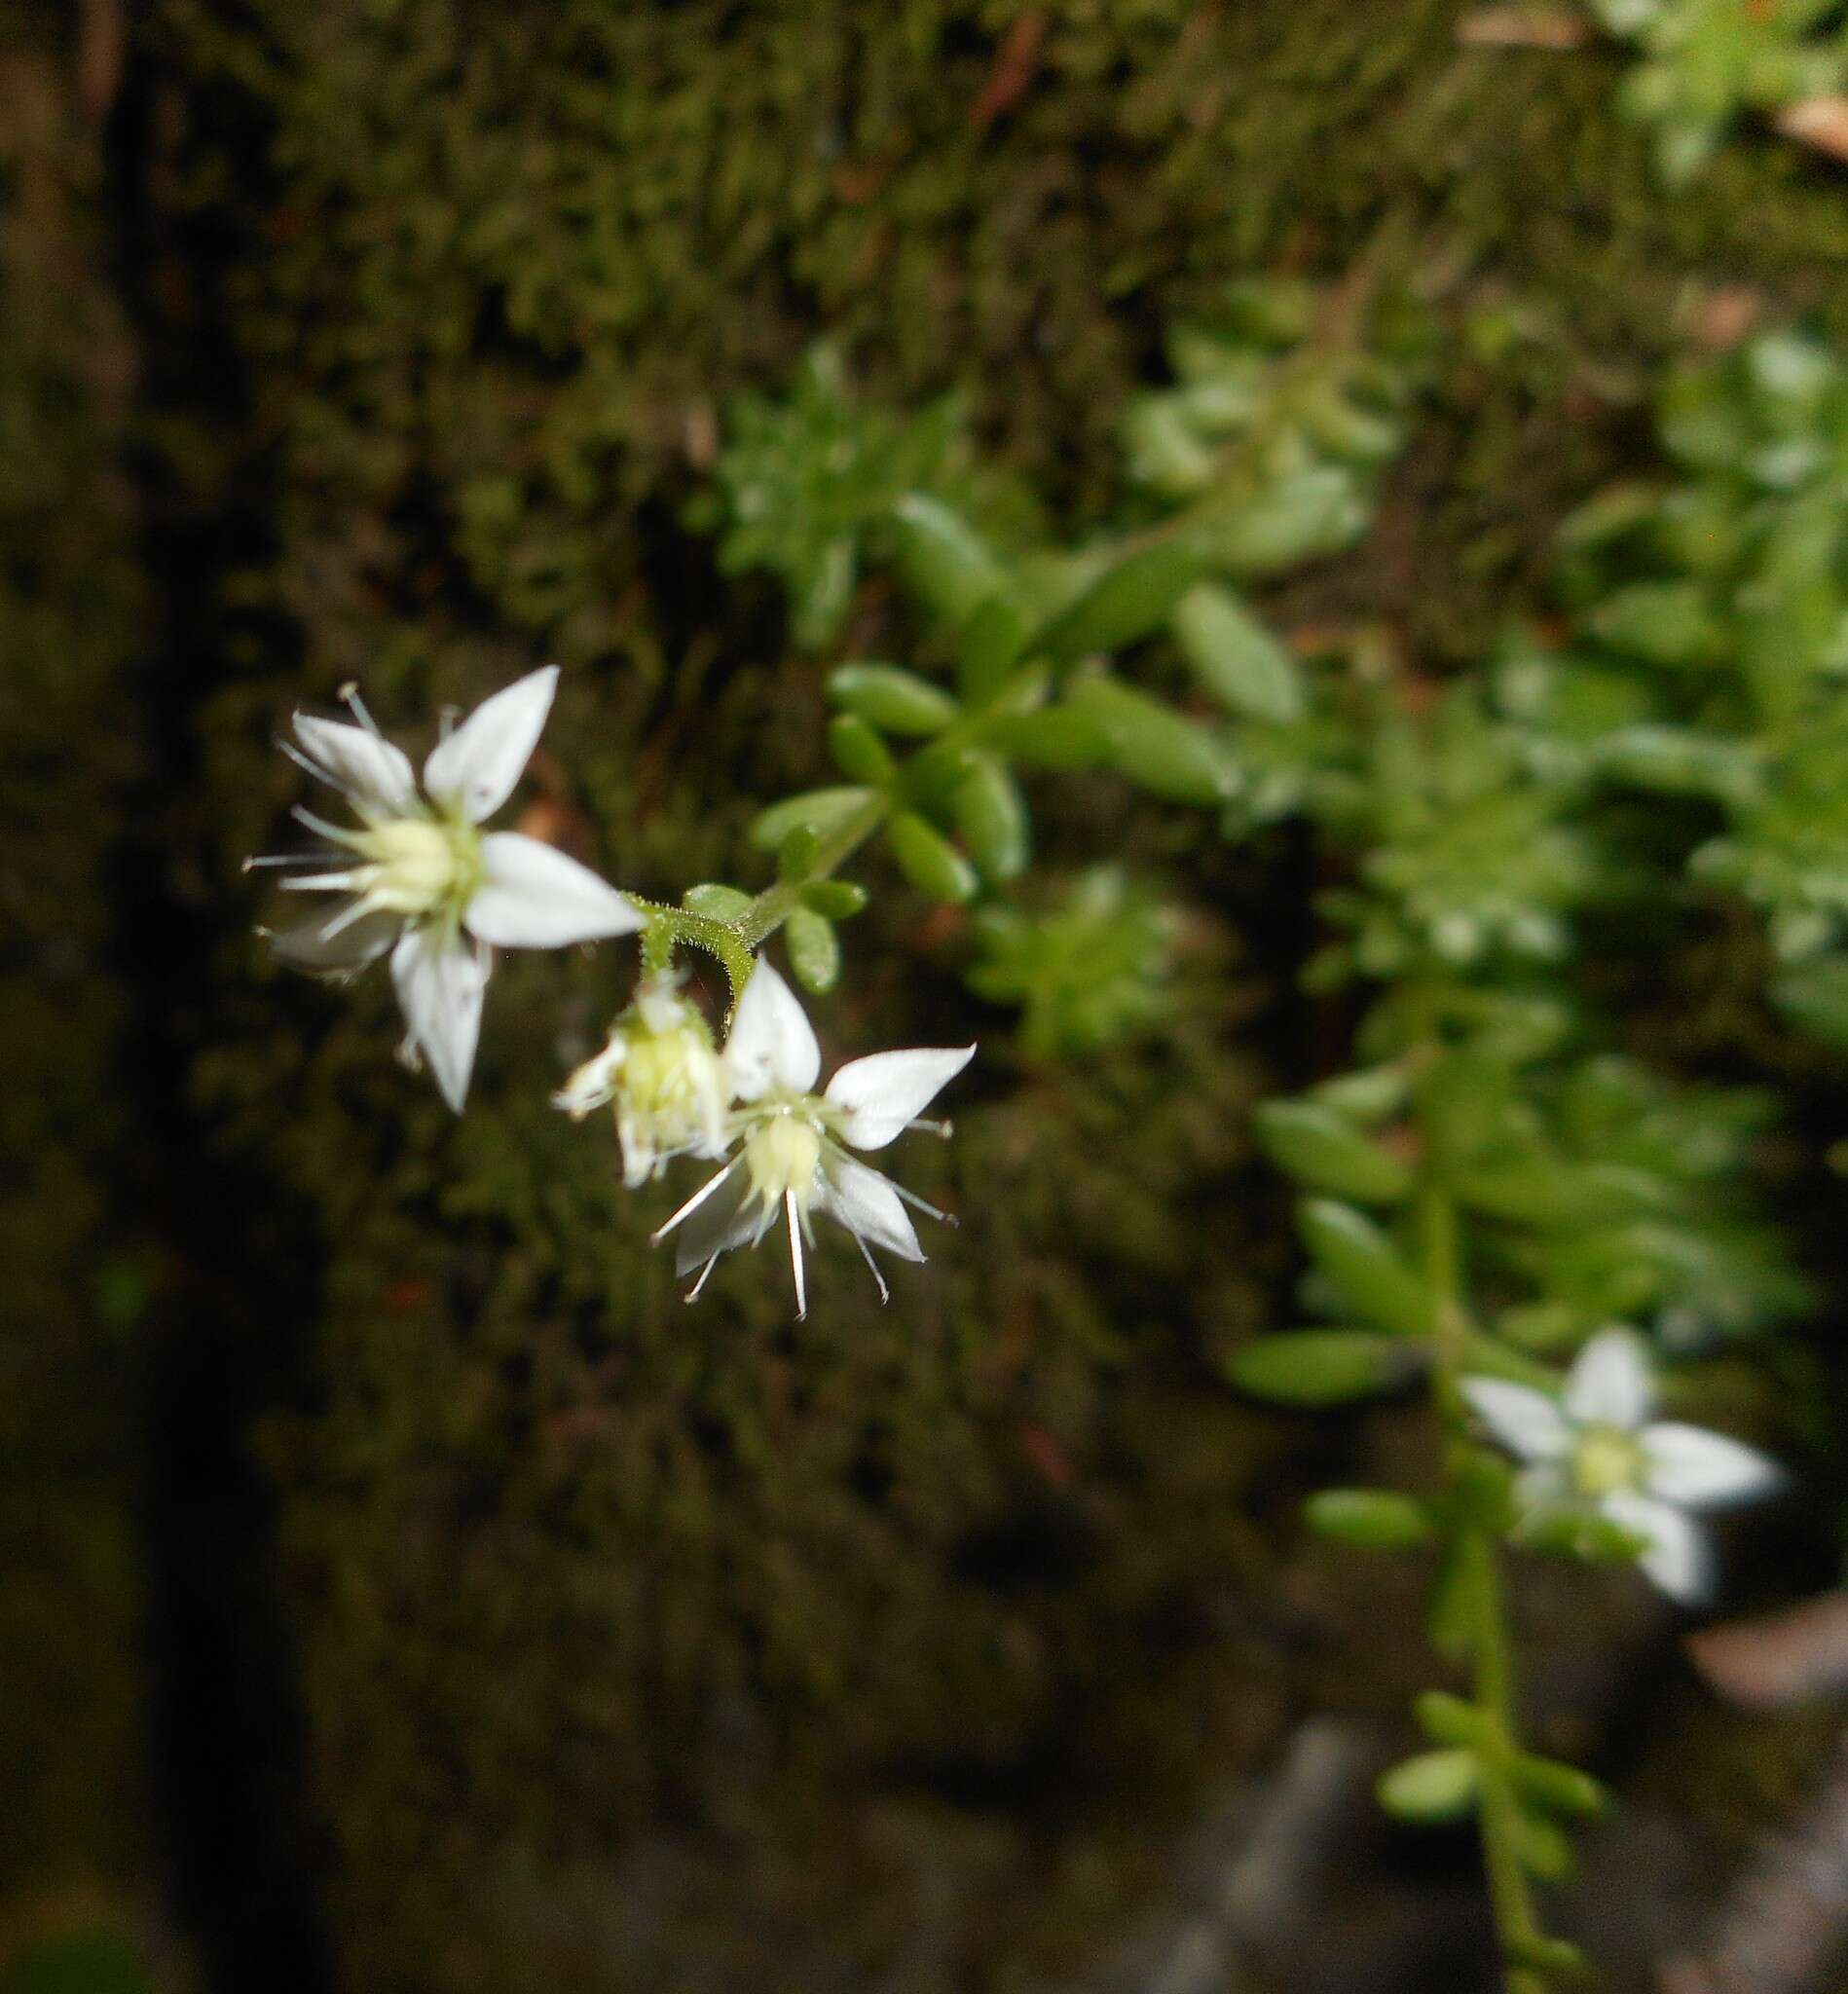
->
[1515,326,1848,1049]
[255,274,1815,1993]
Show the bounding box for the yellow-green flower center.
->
[354,816,480,918]
[744,1112,823,1211]
[1571,1426,1642,1499]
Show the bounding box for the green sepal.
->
[953,755,1030,882]
[888,494,1009,624]
[799,879,868,920]
[1066,678,1237,805]
[681,883,752,921]
[1170,581,1306,723]
[1036,534,1210,661]
[828,662,961,735]
[1254,1101,1412,1204]
[750,786,876,852]
[887,810,979,905]
[827,713,896,784]
[1224,1330,1419,1406]
[1304,1489,1434,1551]
[785,906,840,994]
[1298,1200,1433,1336]
[959,593,1033,706]
[1377,1749,1479,1824]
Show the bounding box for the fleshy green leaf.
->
[1225,1330,1419,1406]
[1378,1749,1479,1823]
[1509,1754,1610,1821]
[1298,1200,1434,1335]
[1304,1489,1435,1551]
[886,810,979,904]
[1035,535,1209,661]
[953,755,1030,882]
[682,883,752,921]
[828,713,896,784]
[888,493,1010,624]
[1066,678,1238,805]
[1254,1101,1412,1203]
[750,786,876,852]
[828,662,961,735]
[785,906,840,993]
[799,879,868,920]
[777,824,821,881]
[984,706,1112,771]
[1170,581,1306,723]
[1414,1692,1496,1749]
[959,594,1033,705]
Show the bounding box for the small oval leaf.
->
[1378,1749,1479,1824]
[785,906,840,993]
[1305,1489,1434,1551]
[1298,1200,1434,1336]
[1225,1330,1419,1406]
[1254,1101,1412,1203]
[887,810,979,905]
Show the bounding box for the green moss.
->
[0,6,153,1920]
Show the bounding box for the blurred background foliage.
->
[10,0,1848,1989]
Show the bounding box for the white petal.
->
[824,1044,976,1151]
[291,712,419,819]
[817,1154,923,1262]
[422,664,558,823]
[464,832,642,947]
[1460,1377,1570,1462]
[1511,1461,1570,1516]
[552,1037,625,1119]
[1642,1422,1784,1510]
[389,925,488,1112]
[670,1173,764,1277]
[269,905,402,974]
[1565,1328,1653,1430]
[1603,1489,1713,1605]
[723,961,821,1100]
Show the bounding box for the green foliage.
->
[1582,0,1848,183]
[1525,328,1848,1034]
[964,868,1182,1060]
[688,347,1036,648]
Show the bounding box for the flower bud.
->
[554,979,729,1186]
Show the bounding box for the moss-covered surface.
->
[18,0,1844,1986]
[0,0,155,1953]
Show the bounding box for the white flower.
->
[553,976,729,1187]
[252,667,641,1110]
[652,961,975,1318]
[1462,1327,1783,1605]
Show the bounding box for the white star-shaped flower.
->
[652,961,975,1318]
[253,666,641,1110]
[1462,1327,1783,1605]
